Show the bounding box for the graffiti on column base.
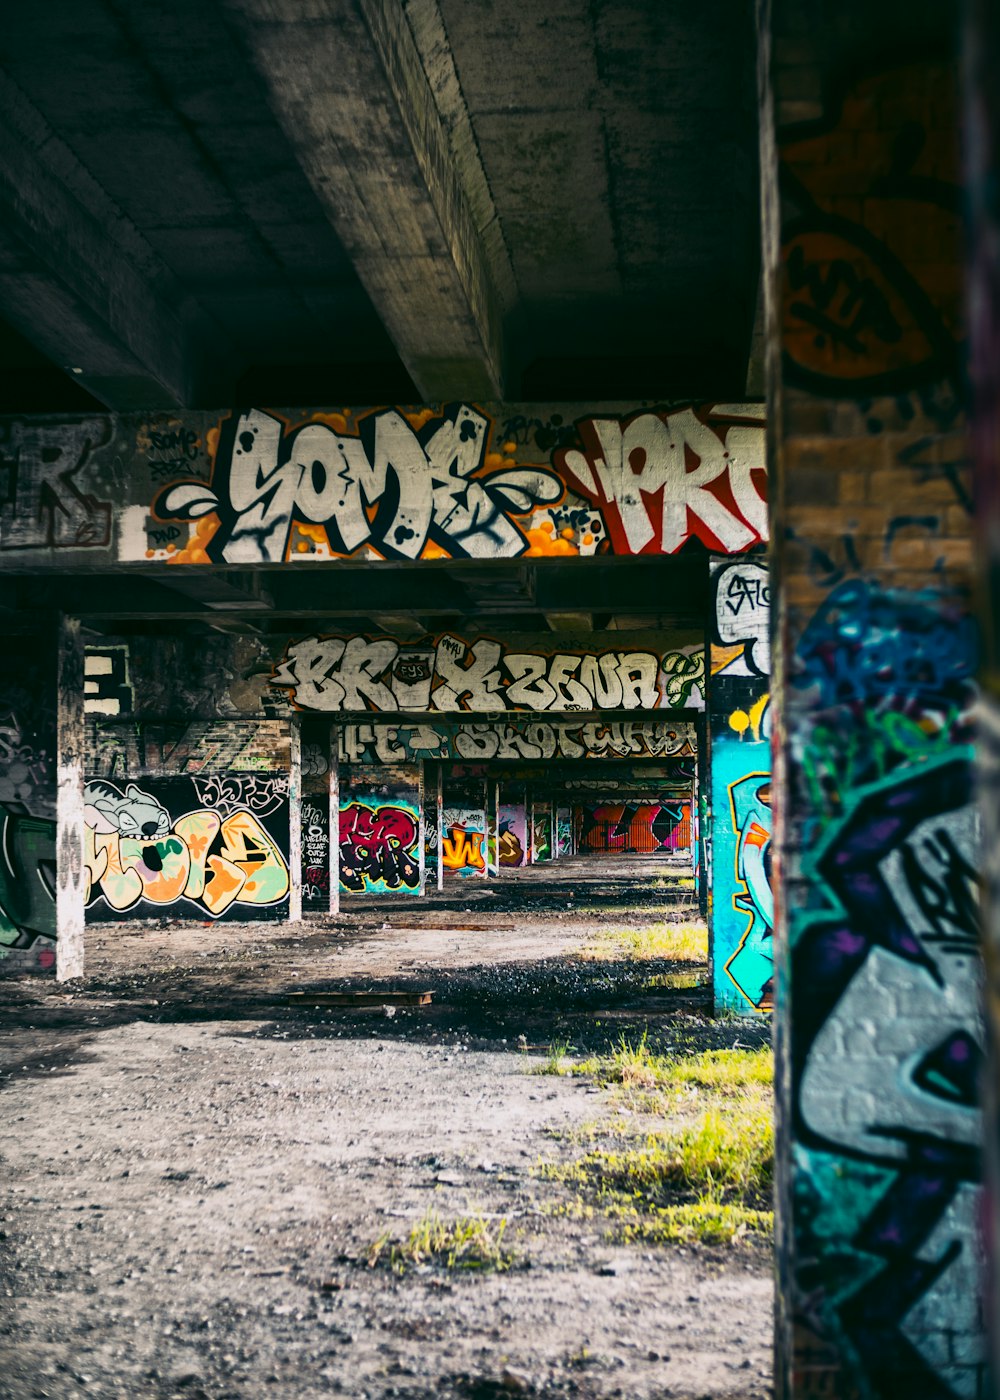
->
[336,718,696,764]
[84,778,289,920]
[274,634,704,714]
[339,801,419,894]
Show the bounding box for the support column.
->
[967,0,1000,1375]
[761,3,982,1394]
[436,767,443,892]
[418,761,427,896]
[706,554,771,1015]
[328,758,340,917]
[288,717,302,923]
[56,614,85,982]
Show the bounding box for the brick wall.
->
[762,4,984,1395]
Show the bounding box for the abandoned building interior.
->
[1,0,999,1397]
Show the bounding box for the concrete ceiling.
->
[0,0,760,412]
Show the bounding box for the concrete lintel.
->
[221,0,508,400]
[0,70,230,410]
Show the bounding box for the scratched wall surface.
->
[0,634,57,971]
[764,23,983,1398]
[0,403,765,568]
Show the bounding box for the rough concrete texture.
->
[0,863,772,1399]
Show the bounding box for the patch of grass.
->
[533,1038,774,1247]
[642,971,704,991]
[537,1104,772,1207]
[532,1038,577,1076]
[614,1200,773,1245]
[366,1208,515,1275]
[584,922,708,963]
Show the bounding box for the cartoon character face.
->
[84,781,171,839]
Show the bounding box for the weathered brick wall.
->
[762,4,983,1395]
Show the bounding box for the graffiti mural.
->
[153,403,566,564]
[792,756,983,1398]
[83,777,290,921]
[722,771,773,1010]
[498,802,527,867]
[711,716,772,1014]
[711,557,770,677]
[531,807,552,863]
[0,402,766,567]
[335,717,697,762]
[555,807,573,859]
[301,795,330,906]
[0,417,113,551]
[339,802,419,894]
[339,766,421,895]
[442,807,487,877]
[84,646,133,717]
[579,801,691,854]
[557,405,766,555]
[708,550,772,1015]
[274,633,703,714]
[785,577,983,1397]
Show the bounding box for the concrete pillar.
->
[436,767,443,892]
[288,717,302,923]
[328,758,340,916]
[966,0,1000,1378]
[761,3,983,1394]
[706,554,771,1015]
[56,614,85,981]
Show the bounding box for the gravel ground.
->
[0,860,773,1400]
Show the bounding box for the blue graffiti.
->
[793,579,976,711]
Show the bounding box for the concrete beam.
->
[546,612,594,632]
[221,0,511,400]
[0,71,231,410]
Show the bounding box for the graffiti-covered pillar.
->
[56,615,85,981]
[707,555,772,1015]
[761,4,983,1396]
[967,0,1000,1376]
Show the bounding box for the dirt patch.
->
[0,866,772,1399]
